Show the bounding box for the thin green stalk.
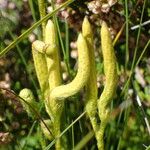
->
[44,111,86,150]
[51,0,71,76]
[120,28,149,98]
[28,0,41,40]
[116,137,121,150]
[112,0,140,46]
[28,0,37,23]
[72,120,75,149]
[21,121,37,150]
[117,107,131,150]
[121,0,147,96]
[135,39,150,67]
[65,20,70,72]
[38,0,46,39]
[105,123,114,150]
[125,0,129,71]
[74,131,94,150]
[113,24,125,46]
[55,19,71,75]
[131,0,147,71]
[0,0,74,57]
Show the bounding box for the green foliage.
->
[0,0,150,150]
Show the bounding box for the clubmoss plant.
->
[21,18,91,149]
[31,20,63,149]
[19,16,117,149]
[81,18,117,150]
[97,21,118,150]
[45,20,62,150]
[82,17,98,133]
[19,88,39,118]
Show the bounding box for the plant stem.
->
[96,121,106,150]
[38,0,46,39]
[74,131,94,150]
[125,0,129,71]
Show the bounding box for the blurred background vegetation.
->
[0,0,150,149]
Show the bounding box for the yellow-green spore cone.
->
[32,42,49,96]
[19,88,38,118]
[45,20,61,90]
[97,21,118,150]
[82,17,98,132]
[50,33,90,100]
[98,21,117,110]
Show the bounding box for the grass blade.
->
[0,0,74,57]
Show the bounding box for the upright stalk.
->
[38,0,46,39]
[82,17,98,132]
[97,22,118,150]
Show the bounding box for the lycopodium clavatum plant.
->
[82,17,98,133]
[97,21,118,150]
[2,0,150,149]
[18,15,117,149]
